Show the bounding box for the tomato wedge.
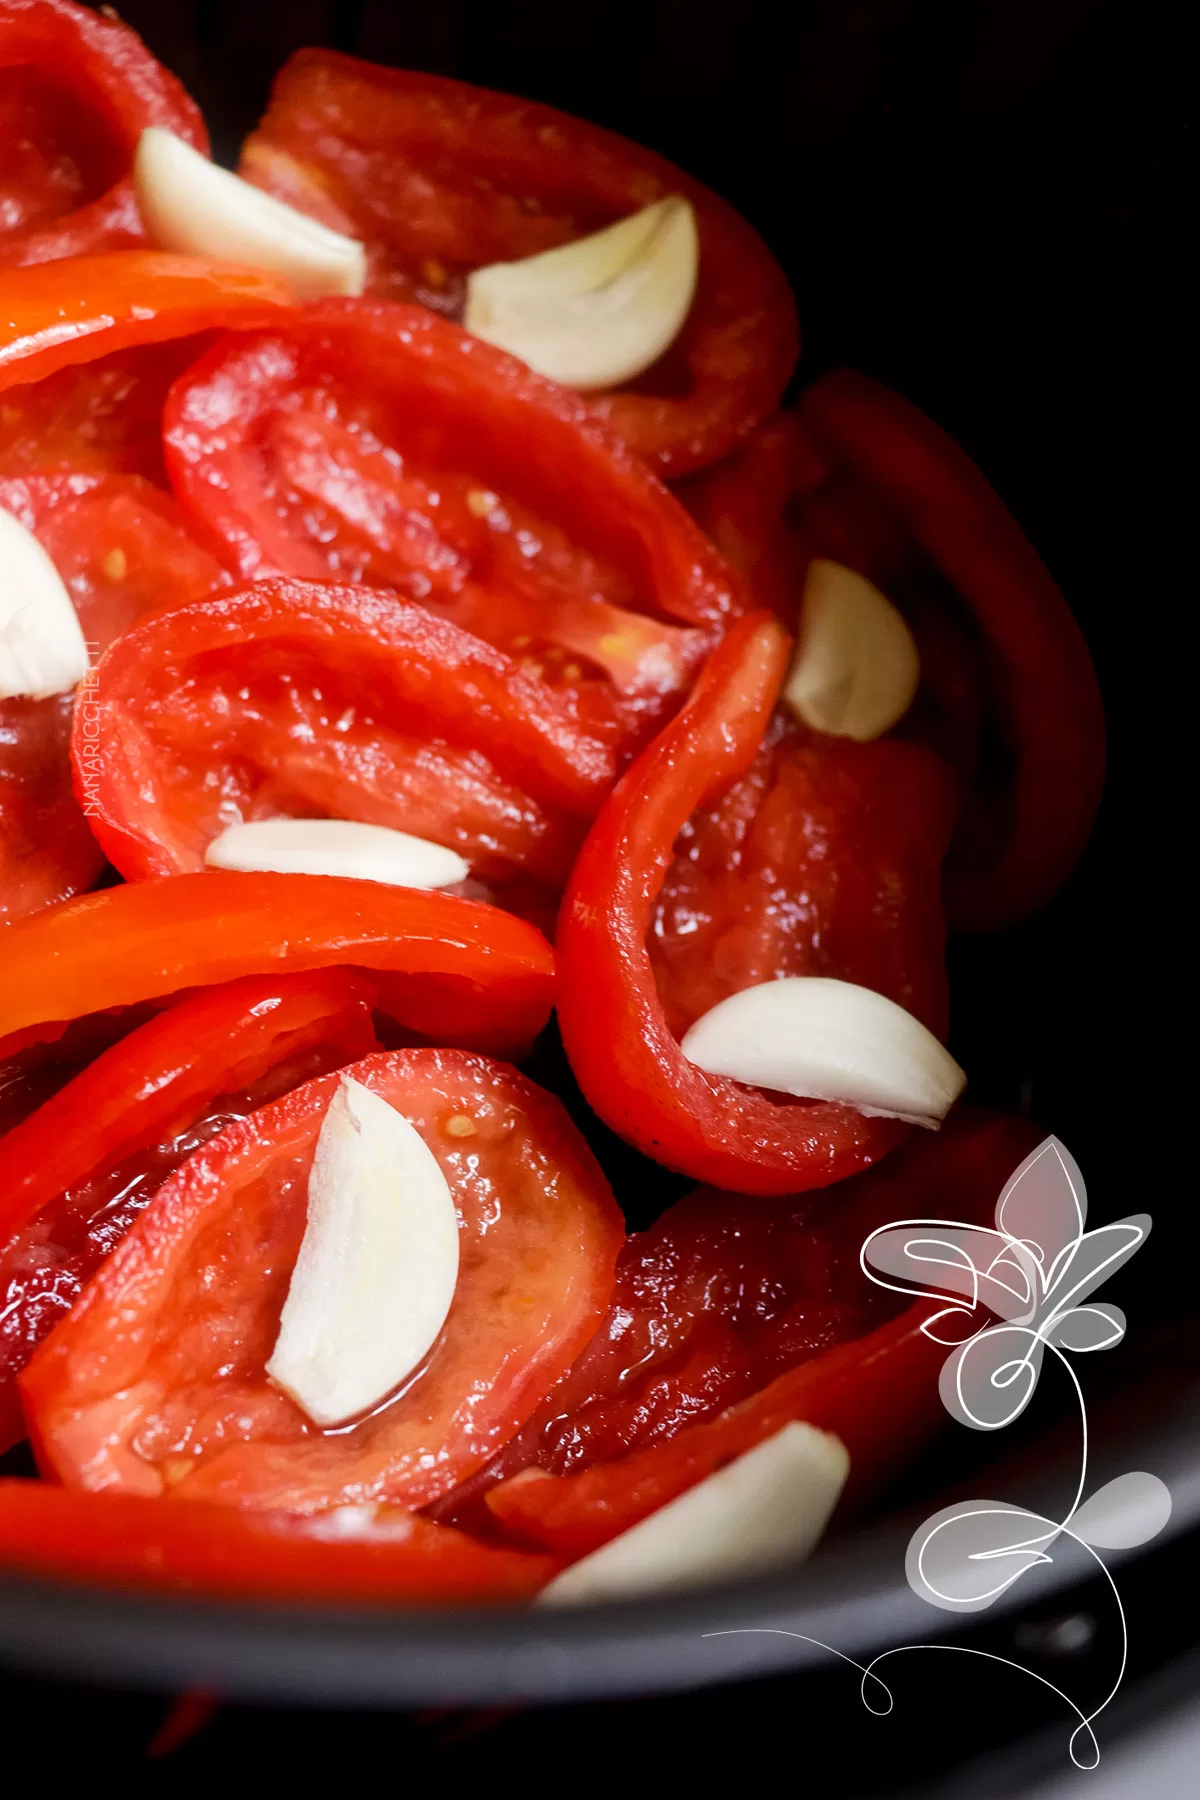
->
[0,1481,556,1605]
[163,302,743,758]
[557,612,957,1195]
[0,0,206,266]
[0,969,378,1453]
[0,872,556,1063]
[22,1049,624,1515]
[483,1109,1043,1557]
[239,51,798,477]
[72,576,616,921]
[0,254,294,394]
[0,471,228,926]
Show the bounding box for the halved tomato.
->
[72,576,618,926]
[239,52,798,476]
[0,969,378,1454]
[163,302,744,759]
[21,1049,625,1514]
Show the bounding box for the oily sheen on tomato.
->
[163,302,744,761]
[481,1110,1047,1557]
[75,577,620,926]
[21,1050,624,1513]
[239,52,798,476]
[0,970,378,1454]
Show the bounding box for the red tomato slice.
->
[0,472,228,926]
[239,51,798,477]
[163,302,744,759]
[0,969,378,1454]
[0,0,206,266]
[0,1480,557,1606]
[21,1048,625,1514]
[0,338,217,484]
[73,576,620,920]
[482,1109,1045,1556]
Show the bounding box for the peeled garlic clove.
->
[205,818,469,889]
[0,505,89,701]
[464,197,699,392]
[134,128,365,301]
[268,1077,460,1428]
[680,976,965,1128]
[537,1423,849,1606]
[783,559,920,741]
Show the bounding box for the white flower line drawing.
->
[704,1136,1170,1770]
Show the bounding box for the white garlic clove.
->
[204,818,469,889]
[783,559,920,741]
[537,1422,849,1606]
[464,197,699,392]
[680,976,965,1128]
[134,128,366,301]
[268,1077,460,1428]
[0,505,89,701]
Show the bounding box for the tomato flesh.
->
[21,1049,624,1513]
[0,339,216,484]
[164,305,736,760]
[650,715,958,1043]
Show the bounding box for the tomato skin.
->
[796,372,1105,931]
[0,471,228,927]
[21,1048,624,1515]
[556,611,956,1195]
[239,51,798,477]
[0,0,207,266]
[0,254,294,395]
[72,576,614,908]
[162,303,742,757]
[0,1480,557,1605]
[0,871,556,1063]
[688,381,1105,932]
[485,1109,1044,1557]
[0,969,378,1454]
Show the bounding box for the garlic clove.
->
[680,976,965,1128]
[0,504,89,701]
[464,197,699,392]
[134,128,365,302]
[537,1422,849,1606]
[204,818,469,889]
[267,1076,460,1428]
[783,558,920,741]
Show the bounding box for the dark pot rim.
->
[2,1364,1196,1708]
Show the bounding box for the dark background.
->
[3,0,1198,1788]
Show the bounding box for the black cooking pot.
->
[1,0,1195,1740]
